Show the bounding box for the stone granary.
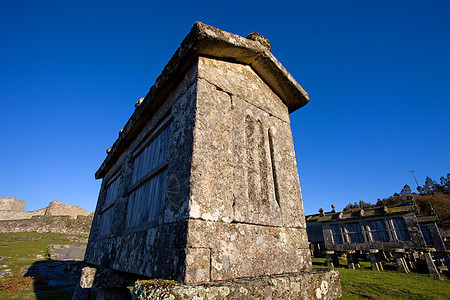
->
[306,202,449,279]
[80,23,341,299]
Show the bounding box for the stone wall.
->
[0,196,26,211]
[0,215,93,236]
[45,200,91,218]
[0,207,47,220]
[0,198,93,235]
[0,200,91,221]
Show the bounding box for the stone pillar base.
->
[393,249,409,274]
[323,251,336,268]
[133,269,341,300]
[369,249,381,271]
[422,248,441,279]
[443,251,450,274]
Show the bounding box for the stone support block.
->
[72,267,138,300]
[347,256,355,270]
[133,269,341,300]
[368,249,381,271]
[393,249,408,271]
[404,252,414,270]
[422,249,441,279]
[345,250,359,269]
[354,258,361,269]
[443,252,450,274]
[323,251,335,268]
[332,254,340,268]
[393,249,409,274]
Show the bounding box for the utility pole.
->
[410,170,420,188]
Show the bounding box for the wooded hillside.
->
[343,173,450,224]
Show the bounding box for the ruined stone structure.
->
[0,215,93,236]
[306,202,448,278]
[45,200,91,218]
[0,199,91,221]
[0,196,26,211]
[0,198,92,236]
[81,23,341,299]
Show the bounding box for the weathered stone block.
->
[133,269,342,300]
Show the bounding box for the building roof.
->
[96,22,310,179]
[304,202,437,223]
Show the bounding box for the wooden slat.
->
[125,122,172,230]
[131,123,171,185]
[101,177,119,213]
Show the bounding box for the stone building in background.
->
[306,201,449,279]
[81,22,341,299]
[0,198,91,221]
[0,198,92,236]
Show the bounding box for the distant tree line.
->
[343,173,450,212]
[414,173,450,196]
[343,200,374,212]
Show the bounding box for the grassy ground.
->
[312,257,450,299]
[0,232,86,299]
[339,268,450,300]
[1,233,449,299]
[312,257,373,269]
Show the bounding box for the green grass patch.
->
[312,256,450,299]
[311,257,372,268]
[2,233,449,299]
[0,232,84,257]
[0,232,86,299]
[0,232,84,275]
[339,268,450,300]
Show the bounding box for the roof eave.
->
[95,22,310,179]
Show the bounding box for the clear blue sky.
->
[1,0,449,215]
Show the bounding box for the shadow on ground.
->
[23,259,85,299]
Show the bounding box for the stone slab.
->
[48,244,87,261]
[186,220,311,282]
[133,269,341,300]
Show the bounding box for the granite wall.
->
[0,215,93,236]
[0,196,26,211]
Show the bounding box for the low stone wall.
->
[0,200,91,221]
[0,208,47,220]
[0,215,93,236]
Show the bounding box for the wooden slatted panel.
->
[126,123,171,229]
[420,225,433,246]
[345,222,365,243]
[126,169,168,228]
[103,177,119,210]
[392,217,411,241]
[98,177,120,236]
[367,220,389,242]
[331,224,343,244]
[98,207,115,237]
[131,124,171,185]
